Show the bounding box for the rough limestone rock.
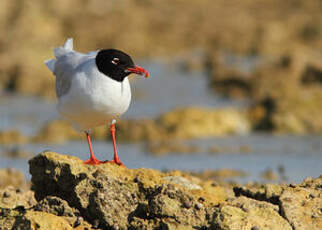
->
[234,177,322,230]
[33,196,81,218]
[279,177,322,230]
[0,209,73,230]
[0,186,36,209]
[211,196,292,230]
[18,152,321,229]
[29,152,226,229]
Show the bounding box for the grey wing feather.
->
[45,38,97,98]
[54,52,83,97]
[54,51,96,97]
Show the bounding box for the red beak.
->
[126,65,149,78]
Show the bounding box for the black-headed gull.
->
[45,38,149,166]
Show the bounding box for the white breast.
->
[57,59,131,130]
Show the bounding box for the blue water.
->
[0,60,321,183]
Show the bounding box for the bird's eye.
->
[111,58,120,65]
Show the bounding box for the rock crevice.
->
[0,152,320,229]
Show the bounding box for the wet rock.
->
[119,107,251,142]
[1,146,33,159]
[260,168,278,181]
[147,141,201,156]
[208,144,252,155]
[34,106,250,144]
[207,52,254,99]
[116,118,163,142]
[157,107,250,138]
[32,119,110,144]
[32,120,80,143]
[190,169,248,181]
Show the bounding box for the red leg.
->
[83,131,103,165]
[104,121,125,166]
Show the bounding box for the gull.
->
[45,38,149,166]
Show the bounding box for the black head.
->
[95,49,135,82]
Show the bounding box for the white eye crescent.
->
[111,57,119,65]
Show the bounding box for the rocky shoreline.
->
[0,152,321,229]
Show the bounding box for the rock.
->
[32,196,93,229]
[301,61,322,85]
[234,176,322,230]
[163,176,202,190]
[32,120,80,143]
[33,196,80,217]
[116,119,164,142]
[260,168,278,181]
[146,141,201,156]
[208,48,322,134]
[207,52,254,99]
[0,152,318,229]
[0,168,26,189]
[29,152,227,229]
[211,196,292,230]
[208,144,252,155]
[0,209,73,230]
[0,186,36,209]
[0,130,28,145]
[33,106,250,145]
[32,119,109,144]
[1,146,33,159]
[157,107,250,138]
[280,178,322,230]
[190,169,249,181]
[272,88,322,134]
[119,106,251,141]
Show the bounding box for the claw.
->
[84,157,103,165]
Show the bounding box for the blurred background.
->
[0,0,322,183]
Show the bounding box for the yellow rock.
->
[0,130,28,145]
[24,211,73,230]
[32,120,80,143]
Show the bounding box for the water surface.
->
[0,60,321,183]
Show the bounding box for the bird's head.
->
[95,49,149,82]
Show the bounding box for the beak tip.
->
[127,65,150,78]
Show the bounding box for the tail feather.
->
[54,38,74,58]
[64,38,73,50]
[45,38,74,73]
